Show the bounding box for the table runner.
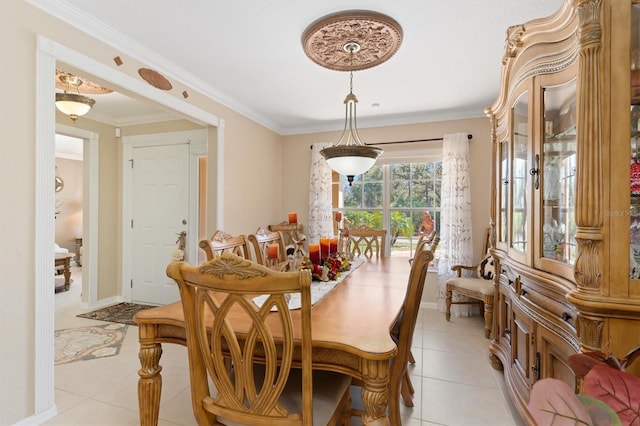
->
[253,257,364,310]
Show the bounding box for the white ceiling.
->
[36,0,564,134]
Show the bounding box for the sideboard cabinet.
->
[486,0,640,422]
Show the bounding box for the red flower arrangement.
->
[299,252,351,281]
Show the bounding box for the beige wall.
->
[1,1,492,423]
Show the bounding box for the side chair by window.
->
[347,225,387,258]
[198,229,251,261]
[247,227,288,266]
[167,253,352,425]
[445,228,495,338]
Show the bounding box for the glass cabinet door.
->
[512,93,529,254]
[542,81,577,264]
[499,138,509,245]
[631,3,640,279]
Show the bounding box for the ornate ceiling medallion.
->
[138,68,173,91]
[302,10,403,72]
[55,70,113,95]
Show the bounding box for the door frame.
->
[34,35,223,420]
[121,130,206,302]
[55,124,100,307]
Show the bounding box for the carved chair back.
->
[347,225,387,258]
[247,227,288,266]
[167,253,350,425]
[198,230,251,261]
[269,222,304,255]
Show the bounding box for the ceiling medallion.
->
[55,70,113,95]
[138,68,173,91]
[302,10,403,72]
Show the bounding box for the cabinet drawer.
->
[518,279,576,330]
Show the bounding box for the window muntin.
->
[335,160,441,257]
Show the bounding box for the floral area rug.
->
[76,302,156,326]
[55,323,128,365]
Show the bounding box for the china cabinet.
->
[485,0,640,421]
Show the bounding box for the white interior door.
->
[131,143,189,305]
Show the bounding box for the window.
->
[333,160,442,257]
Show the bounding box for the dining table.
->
[134,255,412,426]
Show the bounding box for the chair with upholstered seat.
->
[347,225,387,258]
[445,228,495,338]
[198,229,251,261]
[247,227,288,266]
[167,253,352,425]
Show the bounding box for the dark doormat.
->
[76,302,157,326]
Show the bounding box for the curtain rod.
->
[366,134,473,146]
[310,133,472,149]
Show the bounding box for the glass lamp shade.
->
[55,93,95,120]
[321,145,382,177]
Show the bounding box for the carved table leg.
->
[63,257,72,291]
[361,359,391,426]
[137,324,163,426]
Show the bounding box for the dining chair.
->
[268,222,304,255]
[198,229,251,261]
[347,225,387,258]
[406,229,437,367]
[408,229,436,264]
[247,227,288,266]
[351,237,439,426]
[390,236,439,425]
[167,252,352,425]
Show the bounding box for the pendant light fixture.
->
[320,42,382,185]
[302,10,402,185]
[55,74,95,122]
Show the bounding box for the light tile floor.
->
[48,266,525,426]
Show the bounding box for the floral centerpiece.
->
[298,252,351,281]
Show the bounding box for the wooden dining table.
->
[134,256,411,425]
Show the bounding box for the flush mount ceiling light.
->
[302,10,402,184]
[55,73,95,122]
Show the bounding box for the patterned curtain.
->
[308,143,333,244]
[437,132,475,315]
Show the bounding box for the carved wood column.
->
[137,324,163,426]
[573,0,603,295]
[488,114,498,250]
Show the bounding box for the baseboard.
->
[13,405,57,426]
[81,295,126,311]
[420,301,438,310]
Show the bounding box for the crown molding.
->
[26,0,283,133]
